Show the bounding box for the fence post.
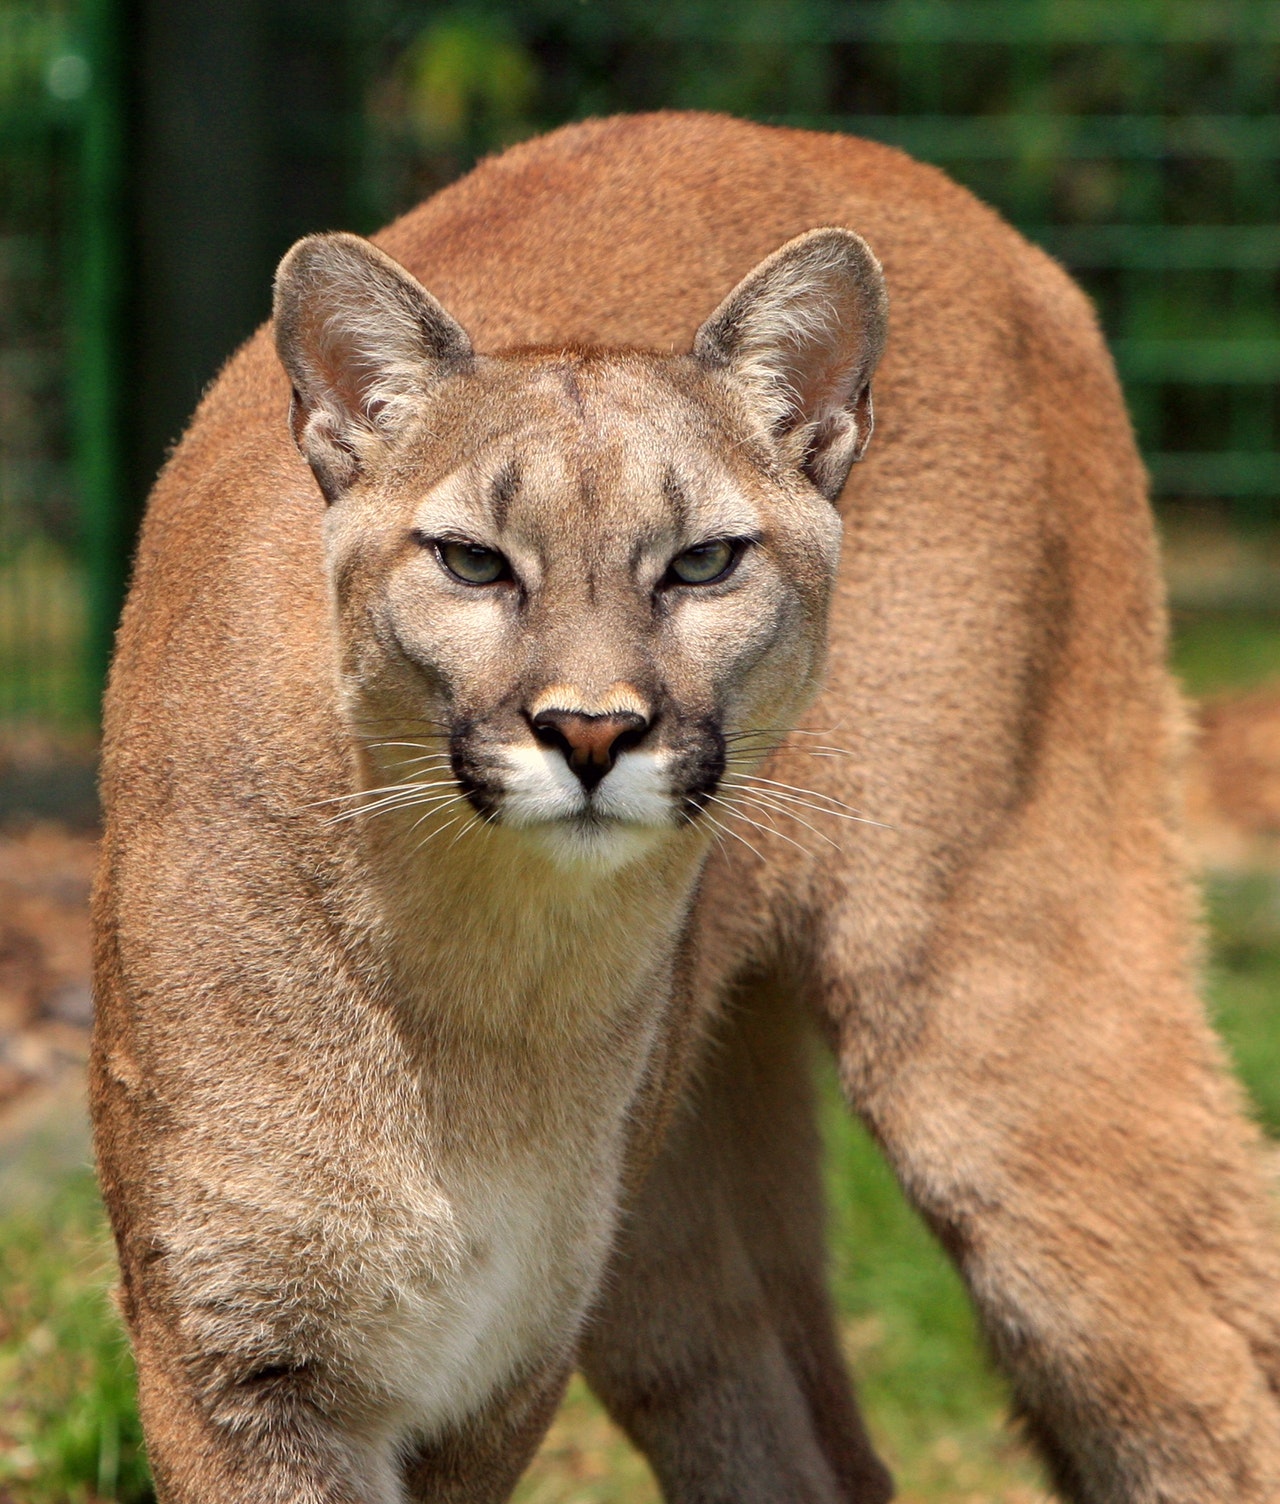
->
[73,0,126,716]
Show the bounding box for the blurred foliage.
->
[0,2,76,101]
[355,0,1280,219]
[394,17,537,152]
[0,1,79,557]
[0,539,88,721]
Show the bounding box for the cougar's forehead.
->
[407,358,765,565]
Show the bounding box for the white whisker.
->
[363,739,451,754]
[309,778,452,810]
[406,791,470,838]
[728,777,894,831]
[323,786,461,825]
[446,815,483,851]
[705,792,814,859]
[379,753,455,773]
[726,786,842,851]
[734,773,861,809]
[688,798,767,864]
[413,813,469,855]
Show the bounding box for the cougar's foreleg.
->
[125,1330,390,1504]
[401,1364,571,1504]
[817,857,1280,1503]
[579,979,894,1504]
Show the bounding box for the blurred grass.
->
[1171,609,1280,699]
[0,542,91,726]
[1206,873,1280,1137]
[0,1175,149,1503]
[6,608,1280,1502]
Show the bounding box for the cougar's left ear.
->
[693,228,888,501]
[273,232,473,502]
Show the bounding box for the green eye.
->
[666,539,740,586]
[435,540,509,585]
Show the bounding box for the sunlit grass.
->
[1205,872,1280,1138]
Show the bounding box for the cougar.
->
[92,111,1280,1503]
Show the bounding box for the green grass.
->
[820,1088,1048,1500]
[1206,872,1280,1137]
[0,1174,150,1503]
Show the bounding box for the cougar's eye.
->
[664,538,741,587]
[434,540,510,585]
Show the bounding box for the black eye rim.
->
[416,533,513,587]
[659,536,755,590]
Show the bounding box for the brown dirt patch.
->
[0,823,95,1118]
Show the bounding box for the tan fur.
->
[92,112,1280,1503]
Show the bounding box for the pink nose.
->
[529,708,651,790]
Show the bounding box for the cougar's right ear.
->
[273,232,473,502]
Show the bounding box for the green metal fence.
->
[1,0,1278,727]
[355,0,1280,514]
[0,0,121,726]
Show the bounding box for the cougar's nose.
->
[530,708,651,791]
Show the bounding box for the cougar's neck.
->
[357,802,708,1045]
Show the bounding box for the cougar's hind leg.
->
[816,850,1280,1503]
[578,977,894,1504]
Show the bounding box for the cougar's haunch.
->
[93,112,1280,1503]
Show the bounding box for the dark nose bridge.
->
[530,708,650,790]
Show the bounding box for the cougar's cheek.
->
[672,724,727,817]
[447,727,506,820]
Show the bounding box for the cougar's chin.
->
[515,815,670,874]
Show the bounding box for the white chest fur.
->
[357,1146,616,1449]
[345,830,696,1466]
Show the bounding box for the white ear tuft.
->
[273,232,473,502]
[693,228,889,501]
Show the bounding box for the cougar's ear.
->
[693,228,888,501]
[273,232,473,502]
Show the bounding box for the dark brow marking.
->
[490,459,521,530]
[662,468,689,533]
[557,362,588,422]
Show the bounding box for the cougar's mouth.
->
[447,717,727,849]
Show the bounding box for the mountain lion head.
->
[274,228,887,868]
